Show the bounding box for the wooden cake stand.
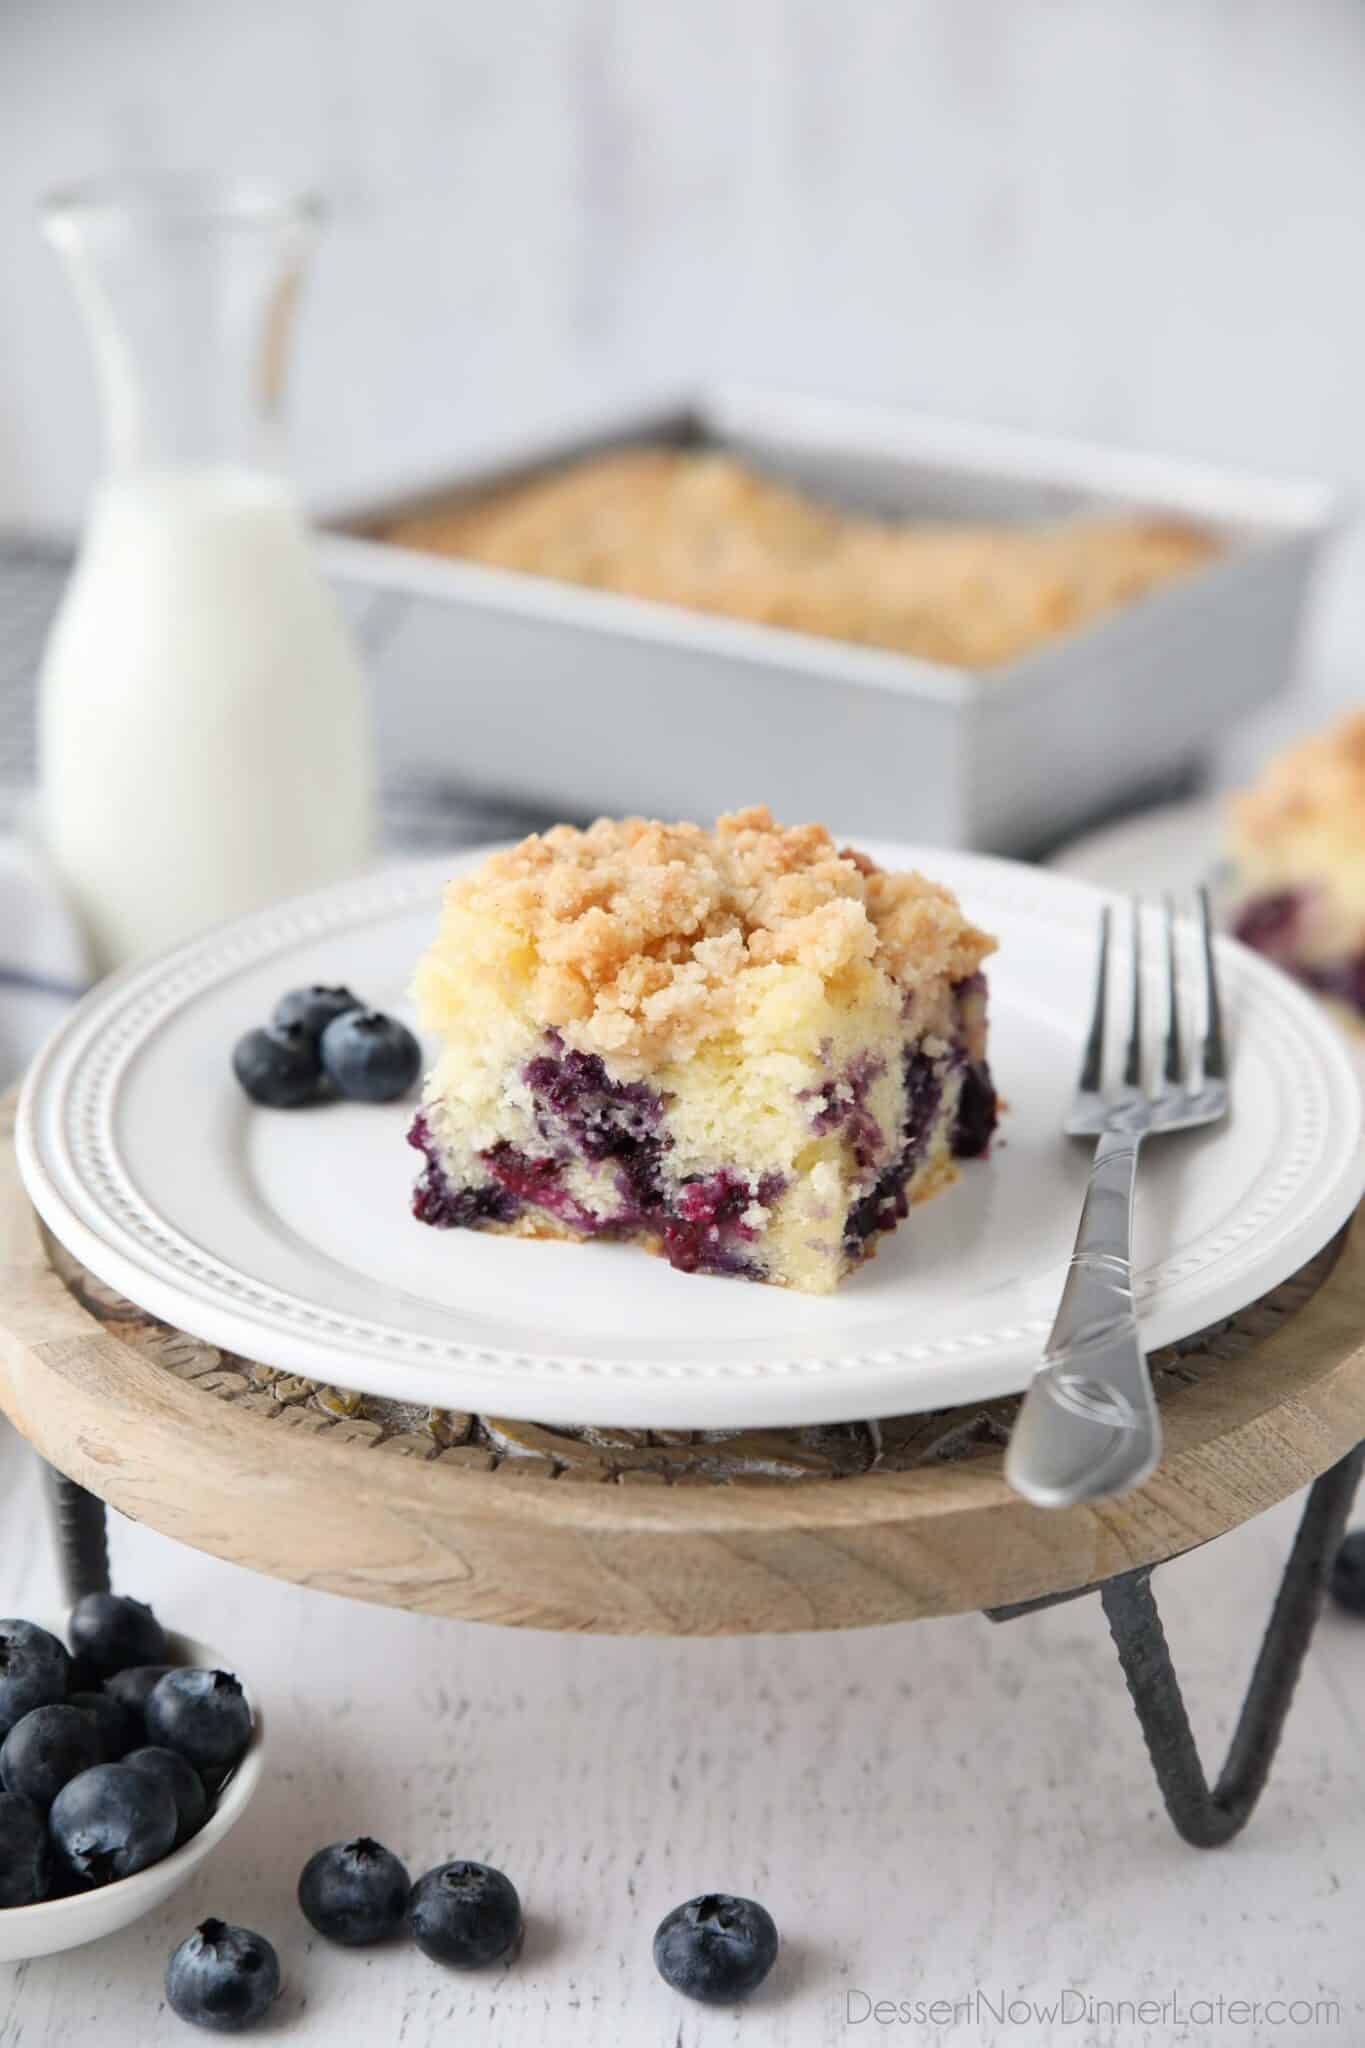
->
[2,1087,1363,1847]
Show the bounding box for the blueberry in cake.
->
[1227,709,1365,1018]
[408,807,997,1293]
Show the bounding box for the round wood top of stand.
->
[3,1090,1364,1634]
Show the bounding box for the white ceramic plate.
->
[1049,796,1223,898]
[17,849,1365,1429]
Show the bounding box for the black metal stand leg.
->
[1100,1441,1365,1847]
[42,1464,111,1607]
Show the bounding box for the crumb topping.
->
[426,806,995,1062]
[380,447,1219,669]
[1229,710,1365,856]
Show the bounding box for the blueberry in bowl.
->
[0,1611,264,1964]
[103,1662,178,1723]
[50,1759,179,1886]
[67,1689,142,1760]
[146,1669,253,1773]
[0,1791,52,1907]
[0,1702,104,1809]
[0,1619,71,1736]
[68,1591,167,1680]
[124,1747,210,1848]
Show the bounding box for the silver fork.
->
[1004,887,1229,1509]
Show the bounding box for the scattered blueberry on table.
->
[232,983,420,1109]
[653,1892,780,2005]
[1330,1528,1365,1616]
[407,1859,524,1968]
[298,1835,411,1946]
[166,1918,281,2034]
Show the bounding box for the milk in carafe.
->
[38,177,374,971]
[40,466,372,968]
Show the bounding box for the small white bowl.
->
[0,1623,265,1962]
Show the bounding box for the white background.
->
[6,0,1365,538]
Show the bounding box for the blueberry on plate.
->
[166,1918,281,2033]
[69,1690,142,1760]
[0,1619,70,1738]
[146,1669,253,1773]
[124,1746,210,1848]
[104,1663,178,1722]
[298,1835,411,1945]
[1330,1528,1365,1616]
[320,1009,422,1104]
[49,1760,178,1886]
[0,1702,104,1810]
[68,1591,168,1679]
[272,984,363,1043]
[232,1024,328,1109]
[407,1859,523,1967]
[0,1790,51,1906]
[653,1892,779,2005]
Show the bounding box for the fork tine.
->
[1199,884,1227,1081]
[1079,905,1110,1093]
[1163,895,1183,1085]
[1123,898,1143,1088]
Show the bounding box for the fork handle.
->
[1047,1127,1141,1357]
[1005,1129,1162,1508]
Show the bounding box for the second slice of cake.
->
[1227,709,1365,1017]
[409,806,997,1294]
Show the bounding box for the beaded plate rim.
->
[16,849,1365,1428]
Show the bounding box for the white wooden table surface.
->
[0,1420,1361,2048]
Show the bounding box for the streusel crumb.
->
[1229,710,1365,856]
[382,447,1218,669]
[424,806,995,1064]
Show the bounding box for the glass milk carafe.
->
[37,176,374,972]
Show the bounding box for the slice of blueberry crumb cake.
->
[1228,710,1365,1020]
[408,807,998,1293]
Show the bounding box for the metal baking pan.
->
[321,386,1339,854]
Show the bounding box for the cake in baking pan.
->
[383,446,1218,669]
